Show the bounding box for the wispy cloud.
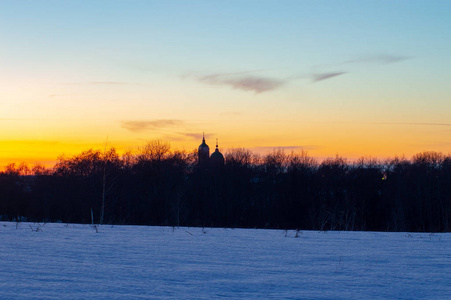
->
[308,53,408,82]
[312,72,346,82]
[178,132,204,140]
[199,73,285,94]
[1,140,61,146]
[375,122,451,127]
[121,119,184,133]
[342,54,410,65]
[188,53,408,92]
[252,145,321,152]
[220,111,242,117]
[89,81,137,85]
[410,141,451,148]
[319,121,451,127]
[160,132,215,142]
[62,82,140,86]
[48,93,74,98]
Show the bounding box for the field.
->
[0,222,449,299]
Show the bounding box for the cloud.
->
[62,82,140,86]
[189,53,407,91]
[121,119,184,133]
[220,111,242,117]
[226,77,284,93]
[197,72,286,94]
[343,54,409,65]
[320,121,451,127]
[180,132,218,140]
[410,141,451,148]
[174,132,205,140]
[48,93,73,98]
[159,132,215,142]
[252,145,321,152]
[89,82,140,85]
[312,72,346,82]
[373,122,451,127]
[1,140,61,146]
[307,53,408,82]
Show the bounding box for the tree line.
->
[0,140,450,232]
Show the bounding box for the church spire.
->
[198,132,209,165]
[210,137,224,167]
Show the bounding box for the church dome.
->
[210,139,224,167]
[210,148,224,160]
[198,133,209,152]
[198,133,210,165]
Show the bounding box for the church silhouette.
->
[198,133,224,167]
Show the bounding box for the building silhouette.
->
[198,133,224,167]
[198,133,210,165]
[210,139,225,168]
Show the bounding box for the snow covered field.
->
[0,222,449,299]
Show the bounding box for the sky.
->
[1,0,450,167]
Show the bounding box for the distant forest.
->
[0,140,450,232]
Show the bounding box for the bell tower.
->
[198,132,210,165]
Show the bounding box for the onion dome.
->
[198,132,210,165]
[210,139,224,167]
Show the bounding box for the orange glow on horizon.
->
[1,122,449,171]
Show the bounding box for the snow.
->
[0,222,449,299]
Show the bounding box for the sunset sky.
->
[1,1,450,167]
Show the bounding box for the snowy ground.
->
[0,222,449,299]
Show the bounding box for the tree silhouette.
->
[0,144,449,232]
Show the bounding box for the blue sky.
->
[1,0,450,165]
